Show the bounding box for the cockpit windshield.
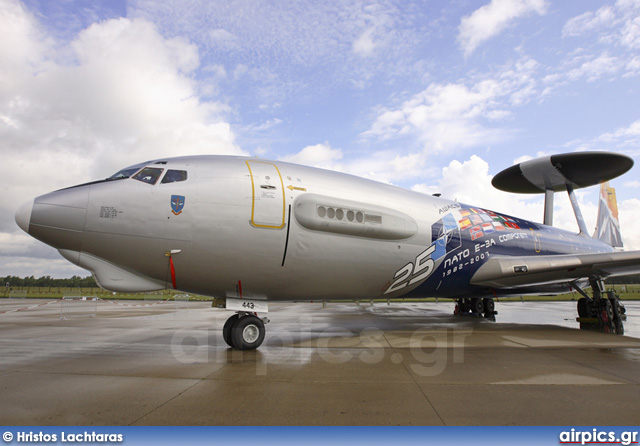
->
[133,167,164,185]
[59,160,187,192]
[107,162,149,181]
[105,162,188,185]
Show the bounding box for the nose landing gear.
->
[222,313,268,350]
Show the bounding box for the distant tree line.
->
[607,274,640,284]
[2,273,639,289]
[2,275,97,288]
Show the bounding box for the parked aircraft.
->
[15,151,640,349]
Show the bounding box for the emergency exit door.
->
[246,160,286,229]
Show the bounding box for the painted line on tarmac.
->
[97,297,176,307]
[0,299,62,315]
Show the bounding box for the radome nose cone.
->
[15,199,34,233]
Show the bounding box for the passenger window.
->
[161,170,188,184]
[133,167,164,185]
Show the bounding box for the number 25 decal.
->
[385,244,436,294]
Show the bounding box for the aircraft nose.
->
[24,186,89,252]
[15,199,34,234]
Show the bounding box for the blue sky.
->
[2,0,640,278]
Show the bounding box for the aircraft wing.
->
[470,250,640,289]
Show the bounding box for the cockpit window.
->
[133,167,164,185]
[107,161,149,181]
[161,170,188,184]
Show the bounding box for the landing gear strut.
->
[222,312,267,349]
[575,278,626,335]
[454,297,497,320]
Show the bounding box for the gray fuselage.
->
[18,155,614,301]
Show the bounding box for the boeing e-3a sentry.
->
[15,151,640,349]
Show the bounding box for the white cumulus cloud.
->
[281,142,344,171]
[458,0,548,57]
[0,1,244,276]
[411,155,607,240]
[619,198,640,250]
[362,57,540,153]
[353,28,377,57]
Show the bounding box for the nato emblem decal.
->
[171,195,185,215]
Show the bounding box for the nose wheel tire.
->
[223,314,266,350]
[222,314,240,347]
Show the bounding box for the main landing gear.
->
[575,278,626,335]
[222,312,268,350]
[454,297,497,321]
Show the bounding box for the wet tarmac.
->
[1,298,639,426]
